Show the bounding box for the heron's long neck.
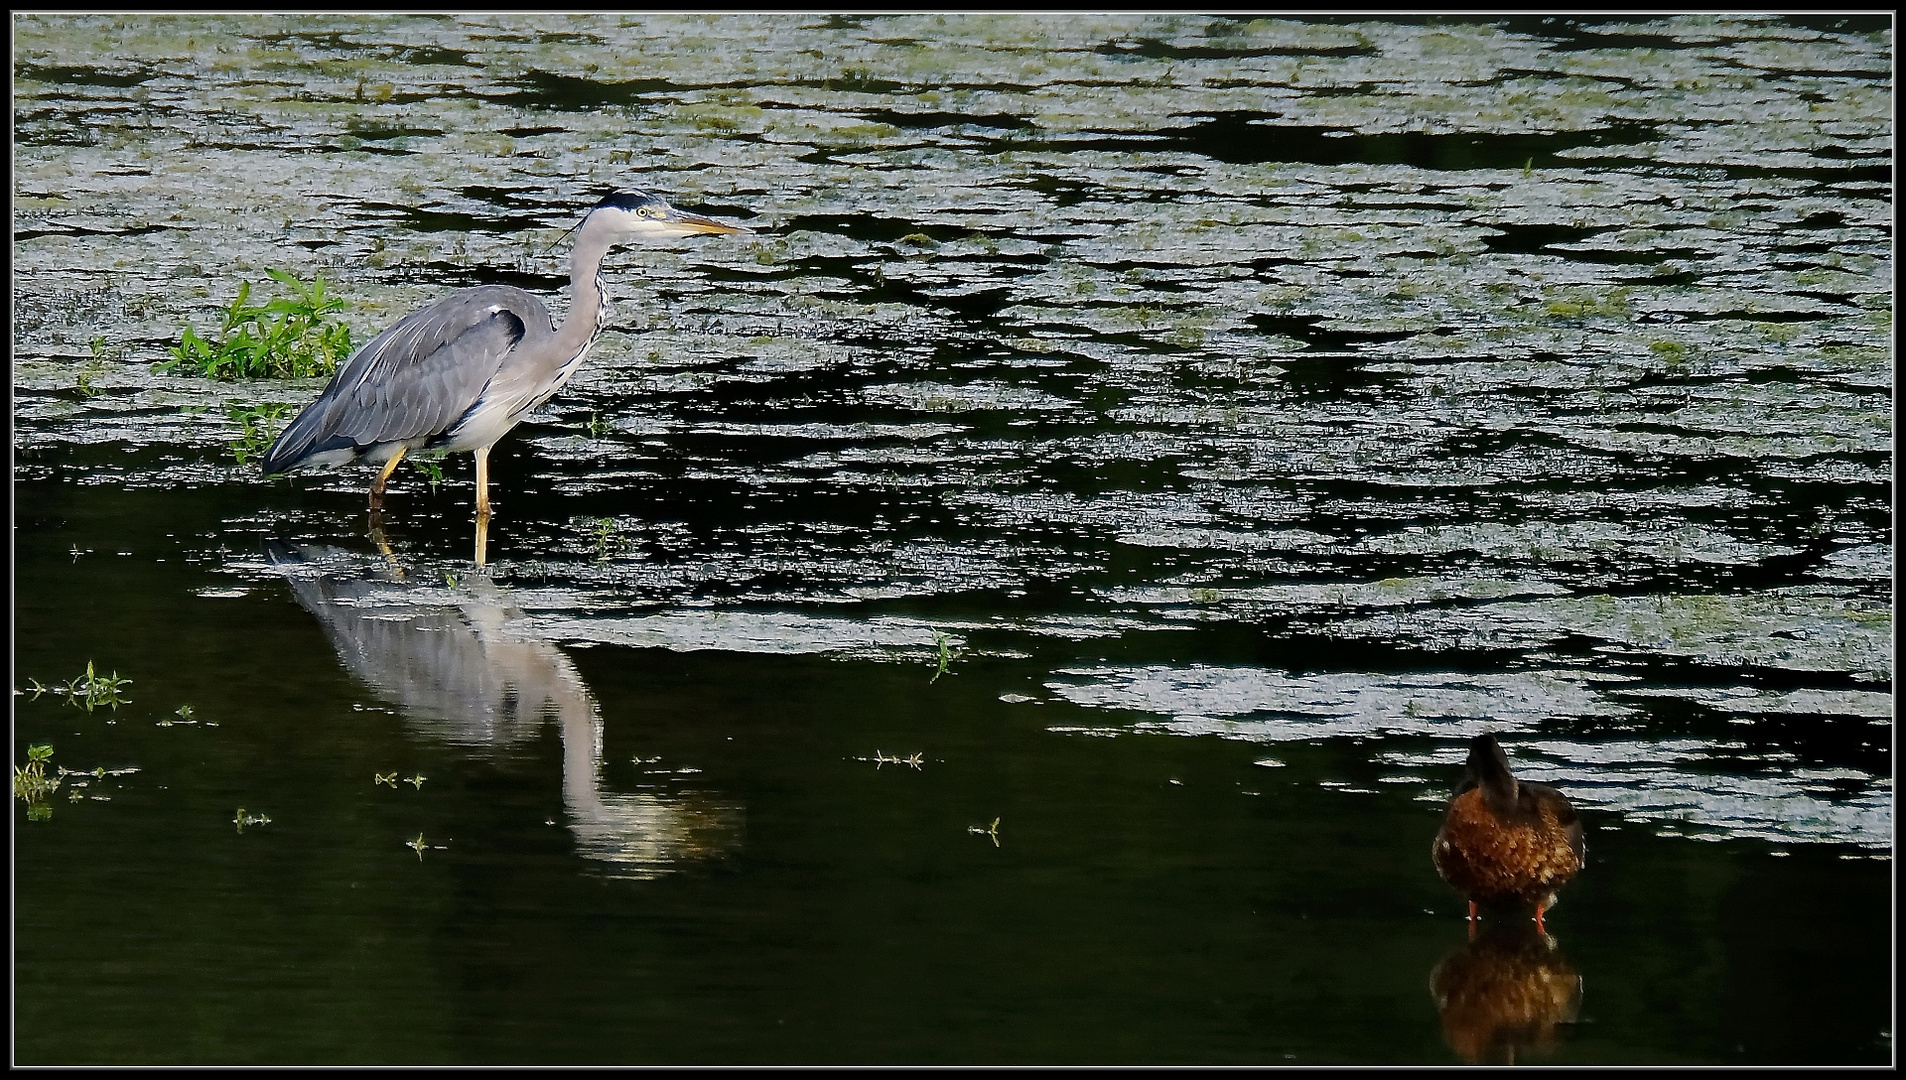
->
[553,226,615,362]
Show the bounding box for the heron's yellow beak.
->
[667,209,754,236]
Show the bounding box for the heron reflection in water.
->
[261,190,753,565]
[267,541,741,876]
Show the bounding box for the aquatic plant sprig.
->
[930,632,960,683]
[575,515,628,562]
[227,403,295,466]
[25,661,132,712]
[159,268,354,380]
[13,744,61,820]
[409,452,446,493]
[854,750,926,770]
[968,817,1002,847]
[76,336,110,398]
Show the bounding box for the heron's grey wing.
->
[327,290,539,447]
[266,288,551,470]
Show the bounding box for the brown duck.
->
[1433,733,1584,932]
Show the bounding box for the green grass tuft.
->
[159,269,354,380]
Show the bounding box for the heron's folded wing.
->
[326,297,532,448]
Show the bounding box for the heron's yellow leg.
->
[468,447,494,567]
[370,446,409,509]
[474,446,492,520]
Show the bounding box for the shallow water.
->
[11,13,1893,1065]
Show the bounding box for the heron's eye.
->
[637,206,658,218]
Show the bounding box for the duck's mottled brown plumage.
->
[1433,734,1584,922]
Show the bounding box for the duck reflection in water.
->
[1430,920,1582,1064]
[266,541,741,877]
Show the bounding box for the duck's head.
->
[1465,733,1520,814]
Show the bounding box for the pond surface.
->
[11,13,1892,1065]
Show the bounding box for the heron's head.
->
[587,190,753,239]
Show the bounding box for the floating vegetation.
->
[854,750,925,770]
[968,816,1002,847]
[375,771,399,787]
[75,338,109,398]
[576,516,628,562]
[406,772,426,789]
[156,704,196,727]
[158,269,354,381]
[59,763,140,802]
[13,744,61,820]
[233,807,272,831]
[14,745,138,817]
[930,632,959,684]
[26,661,132,712]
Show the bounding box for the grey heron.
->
[261,189,752,553]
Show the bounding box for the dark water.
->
[12,14,1893,1065]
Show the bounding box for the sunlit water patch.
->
[1042,666,1890,847]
